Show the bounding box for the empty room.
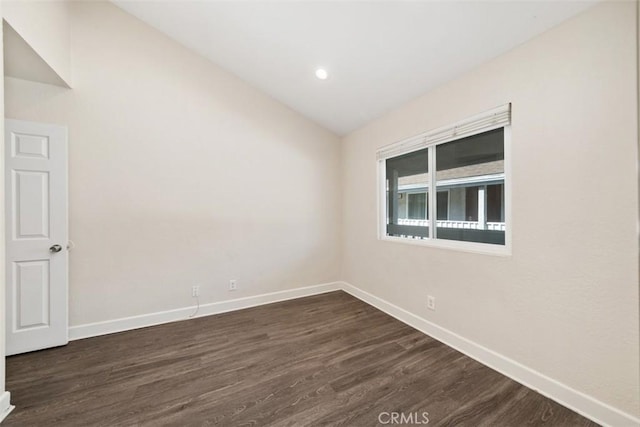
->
[0,0,638,425]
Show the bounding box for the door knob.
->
[49,244,62,253]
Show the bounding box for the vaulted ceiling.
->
[113,1,599,135]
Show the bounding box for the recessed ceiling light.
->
[315,68,328,80]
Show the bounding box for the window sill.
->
[379,235,512,257]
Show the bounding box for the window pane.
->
[408,193,427,219]
[386,148,429,239]
[465,187,479,221]
[435,128,505,245]
[436,191,448,220]
[487,184,504,222]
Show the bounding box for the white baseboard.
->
[0,391,14,423]
[339,281,640,427]
[69,281,342,341]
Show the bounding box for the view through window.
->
[382,117,508,249]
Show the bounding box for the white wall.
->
[4,1,342,327]
[3,0,71,87]
[342,1,639,419]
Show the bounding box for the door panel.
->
[15,260,50,330]
[5,119,68,355]
[12,133,49,159]
[13,170,50,239]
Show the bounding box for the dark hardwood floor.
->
[5,291,598,426]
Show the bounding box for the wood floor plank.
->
[5,291,599,426]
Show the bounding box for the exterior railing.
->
[397,218,505,231]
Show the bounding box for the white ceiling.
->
[113,1,599,136]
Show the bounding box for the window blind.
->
[376,103,511,161]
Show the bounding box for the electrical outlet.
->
[192,285,200,297]
[427,295,436,311]
[229,279,237,291]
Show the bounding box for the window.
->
[378,104,510,253]
[436,191,448,220]
[407,193,427,219]
[385,147,429,238]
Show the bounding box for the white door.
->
[5,119,68,355]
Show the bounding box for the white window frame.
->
[376,104,512,256]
